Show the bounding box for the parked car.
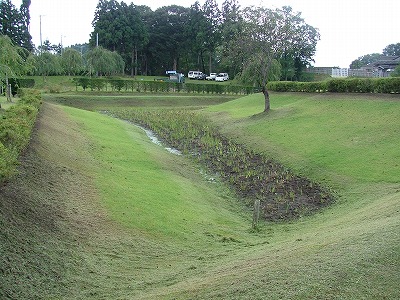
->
[188,70,202,79]
[206,73,217,80]
[215,72,229,81]
[195,72,207,80]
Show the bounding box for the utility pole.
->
[61,35,66,55]
[39,15,46,82]
[39,15,45,53]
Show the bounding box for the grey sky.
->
[10,0,400,68]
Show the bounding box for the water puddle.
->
[135,124,182,156]
[100,110,182,156]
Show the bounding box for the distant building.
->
[307,56,400,78]
[349,56,400,77]
[332,68,349,77]
[305,66,334,75]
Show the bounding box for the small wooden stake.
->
[252,199,261,230]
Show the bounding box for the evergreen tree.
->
[0,0,33,51]
[90,0,148,76]
[18,0,33,51]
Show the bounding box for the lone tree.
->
[233,6,319,112]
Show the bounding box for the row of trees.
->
[2,0,320,111]
[90,1,319,84]
[33,45,125,77]
[90,0,320,110]
[0,35,125,77]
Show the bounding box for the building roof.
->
[367,56,400,68]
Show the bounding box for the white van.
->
[215,73,229,81]
[188,71,202,79]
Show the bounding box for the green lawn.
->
[207,92,400,187]
[59,92,399,298]
[63,106,252,242]
[2,91,399,298]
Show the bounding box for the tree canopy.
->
[383,43,400,56]
[89,0,319,84]
[229,6,319,111]
[0,0,33,51]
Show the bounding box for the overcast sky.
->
[10,0,400,68]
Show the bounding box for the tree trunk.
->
[131,49,134,77]
[6,76,12,102]
[209,51,212,74]
[134,47,138,76]
[263,86,270,112]
[173,57,177,71]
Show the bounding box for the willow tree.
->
[236,6,319,112]
[0,35,31,103]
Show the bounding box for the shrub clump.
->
[0,89,42,182]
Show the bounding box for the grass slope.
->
[207,92,400,186]
[1,92,399,299]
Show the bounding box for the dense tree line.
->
[2,0,320,111]
[89,0,320,85]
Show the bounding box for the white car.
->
[206,73,217,80]
[188,70,202,79]
[215,73,229,81]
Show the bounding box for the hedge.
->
[72,77,261,95]
[0,89,41,182]
[267,77,400,94]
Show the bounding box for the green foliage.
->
[86,46,125,76]
[91,0,149,75]
[108,78,125,91]
[231,6,319,90]
[88,1,318,81]
[35,52,62,76]
[0,0,33,51]
[0,35,32,78]
[382,43,400,56]
[391,64,400,77]
[267,77,400,93]
[374,77,400,93]
[350,53,381,69]
[61,48,83,76]
[0,89,41,182]
[16,77,35,88]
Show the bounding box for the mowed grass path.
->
[55,92,399,299]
